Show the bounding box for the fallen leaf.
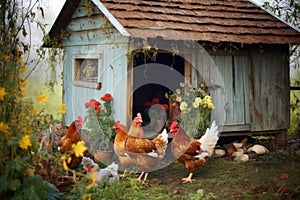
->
[279,173,289,180]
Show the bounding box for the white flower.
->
[180,101,188,111]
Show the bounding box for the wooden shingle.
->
[101,0,300,44]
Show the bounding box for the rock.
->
[233,154,249,162]
[245,152,257,159]
[233,142,243,149]
[173,190,179,194]
[247,144,269,155]
[214,149,226,157]
[232,151,244,157]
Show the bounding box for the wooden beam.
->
[290,86,300,90]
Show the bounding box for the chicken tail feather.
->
[198,121,219,157]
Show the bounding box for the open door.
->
[132,52,185,134]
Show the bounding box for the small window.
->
[73,53,103,88]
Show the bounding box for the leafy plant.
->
[166,82,215,139]
[84,93,115,152]
[0,1,64,199]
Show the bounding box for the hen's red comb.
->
[170,121,178,130]
[77,116,83,123]
[113,120,120,128]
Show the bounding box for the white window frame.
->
[73,53,103,88]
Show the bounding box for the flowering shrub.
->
[84,93,115,151]
[166,82,215,139]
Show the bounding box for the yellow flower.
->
[0,122,10,135]
[207,102,215,109]
[20,65,27,73]
[176,96,182,102]
[19,135,32,150]
[86,173,97,190]
[24,168,35,176]
[17,55,23,63]
[61,155,69,171]
[179,82,185,87]
[19,89,25,97]
[20,79,28,87]
[2,55,10,61]
[32,108,38,115]
[204,95,211,101]
[0,87,7,101]
[195,97,202,104]
[83,194,91,200]
[193,101,199,108]
[67,156,72,164]
[38,93,48,105]
[72,141,87,157]
[59,104,68,114]
[63,160,69,171]
[175,89,181,95]
[180,101,188,111]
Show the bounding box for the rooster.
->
[128,113,144,138]
[82,157,119,186]
[170,121,219,183]
[114,121,168,181]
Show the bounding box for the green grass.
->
[64,153,300,200]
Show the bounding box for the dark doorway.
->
[132,52,185,130]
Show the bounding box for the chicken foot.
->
[119,169,127,179]
[181,172,195,183]
[136,172,149,181]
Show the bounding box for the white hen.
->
[82,157,119,186]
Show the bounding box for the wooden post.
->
[274,130,287,149]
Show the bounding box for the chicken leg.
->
[136,171,149,181]
[181,172,195,183]
[136,172,144,181]
[119,169,127,179]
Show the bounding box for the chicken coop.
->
[46,0,300,146]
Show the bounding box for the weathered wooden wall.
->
[62,0,129,126]
[249,45,290,132]
[197,44,290,133]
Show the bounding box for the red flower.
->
[101,93,113,102]
[152,98,160,104]
[95,107,100,115]
[161,104,169,111]
[85,99,101,109]
[144,101,153,107]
